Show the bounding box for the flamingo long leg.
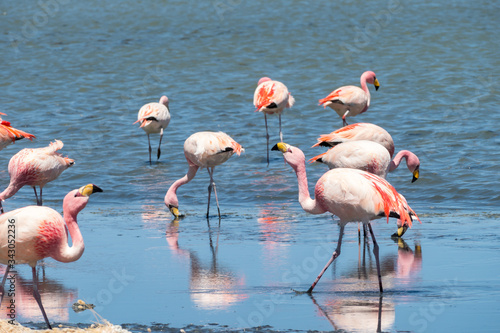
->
[39,187,43,206]
[147,134,152,164]
[33,187,41,206]
[279,114,283,143]
[31,266,52,329]
[306,224,345,294]
[0,265,11,305]
[206,167,221,219]
[157,128,164,160]
[264,113,270,165]
[368,223,383,292]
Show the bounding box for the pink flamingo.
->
[0,117,36,151]
[319,71,380,126]
[313,122,395,157]
[272,142,419,293]
[164,131,244,219]
[253,77,295,164]
[0,140,75,212]
[134,96,171,164]
[0,184,102,329]
[309,140,420,183]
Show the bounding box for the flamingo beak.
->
[271,142,292,153]
[78,184,103,197]
[374,78,380,91]
[169,205,181,218]
[392,224,409,238]
[412,168,419,183]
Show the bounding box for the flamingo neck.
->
[291,158,326,215]
[0,182,23,201]
[360,74,371,110]
[52,205,85,263]
[165,165,199,207]
[389,150,416,172]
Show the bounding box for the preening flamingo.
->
[309,140,420,183]
[0,118,36,151]
[318,71,380,126]
[164,131,244,219]
[253,77,295,164]
[313,122,395,157]
[0,140,74,212]
[0,184,102,329]
[272,142,419,293]
[134,95,171,164]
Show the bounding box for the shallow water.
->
[1,0,499,332]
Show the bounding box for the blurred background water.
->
[0,0,499,332]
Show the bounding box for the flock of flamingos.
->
[0,71,421,329]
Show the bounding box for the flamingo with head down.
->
[319,71,380,126]
[253,77,294,164]
[272,142,419,293]
[0,184,102,329]
[164,131,244,219]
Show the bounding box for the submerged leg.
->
[368,223,383,293]
[33,187,41,206]
[207,167,221,219]
[264,113,270,165]
[0,265,11,305]
[306,225,345,294]
[147,134,152,165]
[157,128,164,160]
[279,113,283,143]
[32,266,52,329]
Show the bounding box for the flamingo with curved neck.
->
[0,184,102,329]
[164,131,243,219]
[272,142,419,293]
[319,71,380,126]
[310,141,420,183]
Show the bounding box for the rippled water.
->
[1,0,499,332]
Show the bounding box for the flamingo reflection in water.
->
[309,238,422,332]
[165,219,247,310]
[0,265,77,324]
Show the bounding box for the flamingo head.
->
[164,193,185,220]
[64,184,103,217]
[403,150,420,183]
[362,71,380,91]
[272,142,305,171]
[257,77,272,86]
[159,95,169,107]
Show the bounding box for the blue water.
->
[1,0,499,332]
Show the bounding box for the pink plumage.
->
[0,184,102,329]
[164,131,244,219]
[273,142,419,293]
[0,140,75,209]
[0,119,36,151]
[319,71,380,126]
[253,77,294,164]
[309,140,420,183]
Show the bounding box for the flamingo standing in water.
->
[272,142,419,293]
[0,116,36,151]
[313,123,419,237]
[313,123,394,157]
[253,77,295,164]
[0,184,102,329]
[0,140,74,212]
[164,131,244,219]
[309,140,420,183]
[134,95,171,164]
[318,71,380,126]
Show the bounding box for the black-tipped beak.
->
[92,185,104,193]
[271,143,280,151]
[412,168,419,183]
